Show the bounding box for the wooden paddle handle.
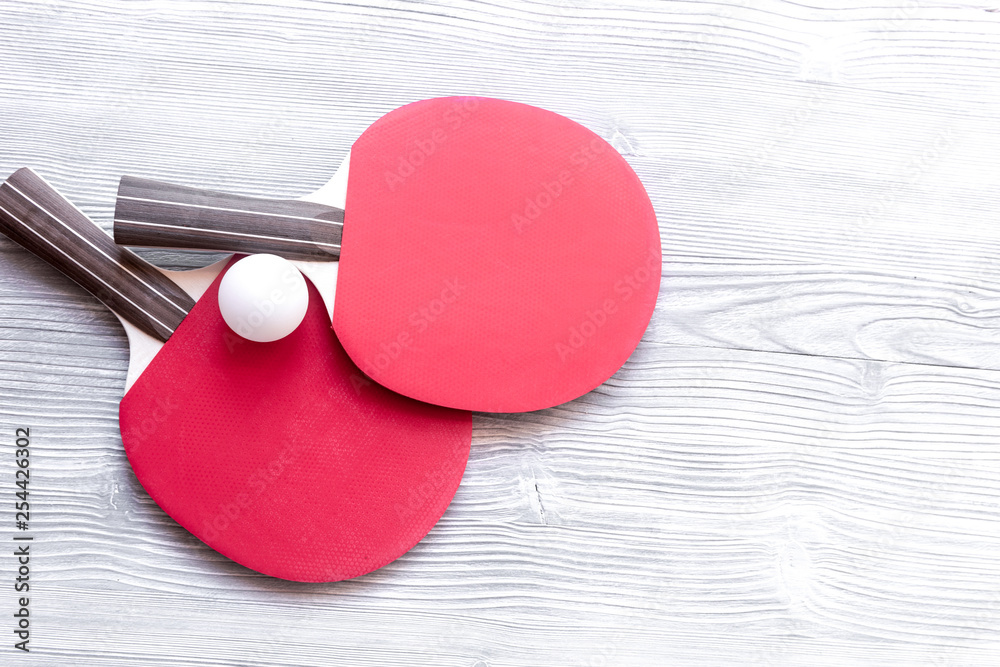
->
[0,168,195,342]
[114,176,344,261]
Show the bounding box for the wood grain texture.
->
[115,175,344,260]
[2,0,1000,665]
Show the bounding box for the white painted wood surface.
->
[2,0,1000,664]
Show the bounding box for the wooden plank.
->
[655,258,1000,372]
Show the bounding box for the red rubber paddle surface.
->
[336,97,661,413]
[119,258,471,582]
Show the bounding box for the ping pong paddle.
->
[0,168,471,582]
[113,96,662,413]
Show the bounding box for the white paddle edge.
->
[292,151,349,322]
[117,259,228,393]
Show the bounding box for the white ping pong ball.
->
[218,254,309,342]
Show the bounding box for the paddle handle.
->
[114,176,344,261]
[0,168,195,342]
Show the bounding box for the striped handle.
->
[114,176,344,261]
[0,168,195,342]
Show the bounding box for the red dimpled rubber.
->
[119,258,471,582]
[335,97,661,412]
